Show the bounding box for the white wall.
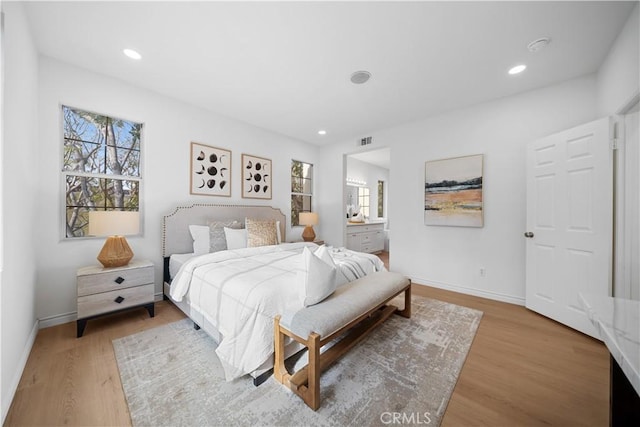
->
[1,2,39,421]
[345,157,389,220]
[36,57,319,324]
[318,76,598,304]
[597,3,639,116]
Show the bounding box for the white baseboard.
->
[4,293,167,423]
[38,311,76,329]
[410,276,526,306]
[39,294,164,329]
[2,319,39,424]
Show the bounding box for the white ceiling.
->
[23,1,636,146]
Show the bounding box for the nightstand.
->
[313,240,325,246]
[76,259,155,337]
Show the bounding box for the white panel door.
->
[525,117,613,338]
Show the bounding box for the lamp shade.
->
[299,212,318,226]
[89,211,140,236]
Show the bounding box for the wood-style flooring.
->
[4,253,608,426]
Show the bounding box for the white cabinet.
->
[346,222,384,253]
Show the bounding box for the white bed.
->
[161,203,386,383]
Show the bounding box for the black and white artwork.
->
[190,142,231,197]
[242,154,272,199]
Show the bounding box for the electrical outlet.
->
[479,267,486,277]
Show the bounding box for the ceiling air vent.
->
[359,136,373,146]
[527,37,551,53]
[350,71,371,84]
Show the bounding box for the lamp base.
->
[302,225,316,242]
[97,236,134,268]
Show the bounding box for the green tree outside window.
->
[291,160,313,226]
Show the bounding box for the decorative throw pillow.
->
[246,218,278,247]
[298,246,337,307]
[224,227,248,250]
[188,225,210,256]
[207,220,243,253]
[275,220,282,244]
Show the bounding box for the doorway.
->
[345,148,390,267]
[525,104,640,338]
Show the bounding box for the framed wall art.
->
[242,154,272,199]
[190,142,231,197]
[424,154,483,227]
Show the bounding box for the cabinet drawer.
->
[77,284,154,318]
[78,266,154,296]
[346,233,361,251]
[347,223,384,234]
[372,231,384,248]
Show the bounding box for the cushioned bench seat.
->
[280,271,411,339]
[274,271,411,410]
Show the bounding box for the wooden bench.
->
[274,271,411,410]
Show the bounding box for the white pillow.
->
[298,246,337,307]
[189,225,210,256]
[224,227,248,250]
[314,244,334,265]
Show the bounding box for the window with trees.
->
[291,160,313,226]
[378,180,385,218]
[358,187,370,219]
[63,106,142,238]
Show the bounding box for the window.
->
[291,160,313,226]
[358,187,370,219]
[62,106,142,238]
[378,180,385,218]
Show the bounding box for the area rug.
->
[113,296,482,427]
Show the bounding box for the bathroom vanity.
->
[346,221,385,254]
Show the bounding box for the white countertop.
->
[579,293,640,396]
[346,221,385,227]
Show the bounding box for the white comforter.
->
[170,242,385,380]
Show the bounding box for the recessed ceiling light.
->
[318,130,327,135]
[508,64,527,75]
[350,70,371,84]
[123,48,142,60]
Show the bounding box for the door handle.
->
[524,232,534,238]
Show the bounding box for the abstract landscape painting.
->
[425,154,483,227]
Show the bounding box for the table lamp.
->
[89,211,140,268]
[299,212,319,242]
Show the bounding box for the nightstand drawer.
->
[77,284,154,319]
[77,265,153,296]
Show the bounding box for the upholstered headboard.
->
[161,203,287,258]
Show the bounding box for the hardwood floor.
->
[4,281,608,426]
[377,250,389,269]
[416,286,609,427]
